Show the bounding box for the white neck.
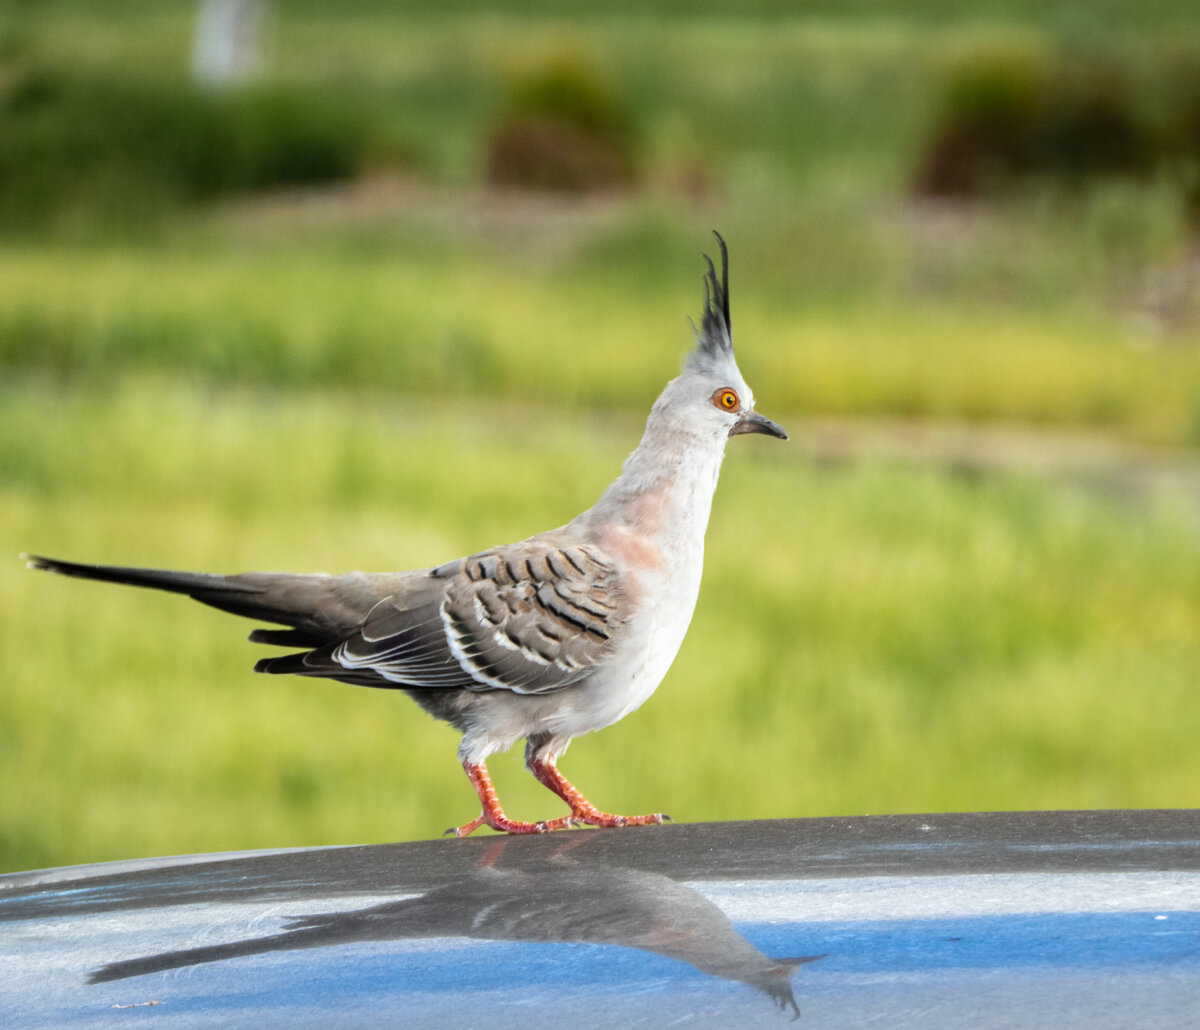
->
[575,385,729,566]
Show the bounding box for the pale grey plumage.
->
[24,232,786,835]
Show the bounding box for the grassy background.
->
[3,0,1200,872]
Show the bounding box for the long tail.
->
[24,554,255,600]
[22,554,377,648]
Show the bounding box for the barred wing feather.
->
[333,543,626,694]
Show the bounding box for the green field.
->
[3,0,1200,873]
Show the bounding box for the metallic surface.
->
[2,811,1198,1028]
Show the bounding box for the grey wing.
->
[331,543,627,694]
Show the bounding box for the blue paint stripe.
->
[744,912,1200,974]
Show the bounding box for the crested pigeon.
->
[25,232,787,836]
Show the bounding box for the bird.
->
[25,232,787,837]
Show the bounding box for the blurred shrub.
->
[1158,55,1200,218]
[0,66,368,230]
[484,57,637,193]
[1044,60,1151,179]
[913,46,1183,199]
[913,48,1053,196]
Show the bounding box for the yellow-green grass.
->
[4,234,1200,446]
[3,377,1198,873]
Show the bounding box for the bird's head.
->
[674,232,788,444]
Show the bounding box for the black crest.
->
[688,230,734,373]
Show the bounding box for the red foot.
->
[564,805,668,829]
[448,810,576,837]
[451,811,576,835]
[448,756,669,837]
[529,754,669,830]
[449,760,576,837]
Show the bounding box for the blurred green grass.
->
[4,378,1198,871]
[3,0,1200,872]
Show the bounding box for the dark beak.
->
[730,410,788,440]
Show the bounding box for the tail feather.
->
[254,648,392,688]
[247,626,327,647]
[22,554,378,646]
[23,554,252,598]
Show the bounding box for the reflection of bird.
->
[26,233,786,836]
[89,843,821,1017]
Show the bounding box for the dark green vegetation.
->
[2,0,1199,872]
[0,66,370,230]
[915,42,1200,210]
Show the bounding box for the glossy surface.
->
[2,812,1198,1028]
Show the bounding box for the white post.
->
[192,0,265,87]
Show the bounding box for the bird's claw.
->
[448,811,575,837]
[565,809,669,829]
[448,809,668,836]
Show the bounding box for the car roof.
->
[3,811,1198,1028]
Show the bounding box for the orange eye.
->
[713,388,740,412]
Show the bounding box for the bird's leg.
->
[449,759,576,837]
[527,752,668,829]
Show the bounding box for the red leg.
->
[528,754,668,829]
[449,760,576,837]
